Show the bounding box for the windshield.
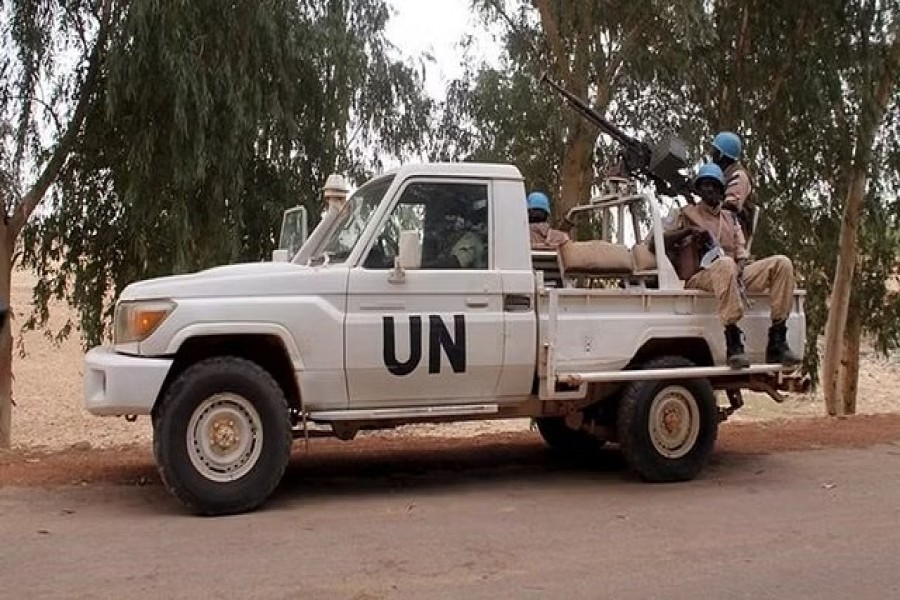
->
[314,175,395,265]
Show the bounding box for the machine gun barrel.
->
[540,73,689,196]
[540,74,647,158]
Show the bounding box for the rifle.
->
[541,74,691,197]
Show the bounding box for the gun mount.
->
[541,74,689,196]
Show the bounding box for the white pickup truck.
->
[84,162,806,515]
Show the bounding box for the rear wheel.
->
[153,357,292,515]
[617,356,718,482]
[535,417,606,455]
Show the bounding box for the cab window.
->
[363,181,489,270]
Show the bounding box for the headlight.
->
[114,300,176,344]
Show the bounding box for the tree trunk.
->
[0,6,112,447]
[716,0,752,130]
[822,37,900,416]
[822,169,866,416]
[839,302,861,415]
[0,229,14,448]
[557,120,598,220]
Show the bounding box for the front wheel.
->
[153,357,292,515]
[617,356,718,482]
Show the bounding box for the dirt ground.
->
[5,265,900,459]
[4,441,900,599]
[4,268,900,600]
[3,413,900,487]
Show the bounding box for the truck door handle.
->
[504,294,532,312]
[465,296,490,308]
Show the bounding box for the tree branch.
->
[854,31,900,168]
[761,15,810,130]
[600,22,642,106]
[10,0,113,237]
[63,1,90,54]
[11,94,65,135]
[570,0,590,92]
[535,0,569,83]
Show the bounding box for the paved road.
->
[2,441,900,600]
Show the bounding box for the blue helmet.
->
[527,191,551,214]
[712,131,742,160]
[695,163,726,189]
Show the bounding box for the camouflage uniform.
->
[666,203,794,326]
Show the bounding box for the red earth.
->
[3,413,900,487]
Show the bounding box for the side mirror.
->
[398,230,421,270]
[277,206,309,261]
[390,230,421,284]
[272,249,290,263]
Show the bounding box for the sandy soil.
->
[7,266,900,452]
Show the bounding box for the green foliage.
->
[438,0,900,379]
[431,45,567,198]
[16,0,432,346]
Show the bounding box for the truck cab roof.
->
[382,162,524,182]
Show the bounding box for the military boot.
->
[724,324,750,369]
[766,320,801,367]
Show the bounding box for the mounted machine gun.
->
[541,74,691,198]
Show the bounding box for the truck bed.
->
[539,287,805,377]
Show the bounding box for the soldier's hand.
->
[737,257,748,280]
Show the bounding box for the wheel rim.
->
[187,393,263,483]
[648,385,700,459]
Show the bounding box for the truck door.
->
[344,179,504,408]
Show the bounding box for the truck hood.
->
[119,262,348,300]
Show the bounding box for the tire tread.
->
[617,356,718,482]
[153,356,292,515]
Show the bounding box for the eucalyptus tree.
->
[1,0,432,447]
[1,0,118,447]
[440,0,900,415]
[599,0,900,414]
[440,0,679,219]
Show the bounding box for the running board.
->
[308,404,499,422]
[558,364,795,385]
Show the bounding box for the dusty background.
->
[7,266,900,451]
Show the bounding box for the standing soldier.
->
[710,131,757,246]
[710,131,752,213]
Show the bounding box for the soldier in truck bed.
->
[655,163,800,370]
[527,192,570,250]
[710,131,755,237]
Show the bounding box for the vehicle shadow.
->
[89,435,780,515]
[267,435,636,506]
[265,433,784,510]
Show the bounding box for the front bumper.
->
[83,347,173,416]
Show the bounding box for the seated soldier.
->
[449,231,485,269]
[426,198,488,269]
[527,192,570,249]
[658,163,800,369]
